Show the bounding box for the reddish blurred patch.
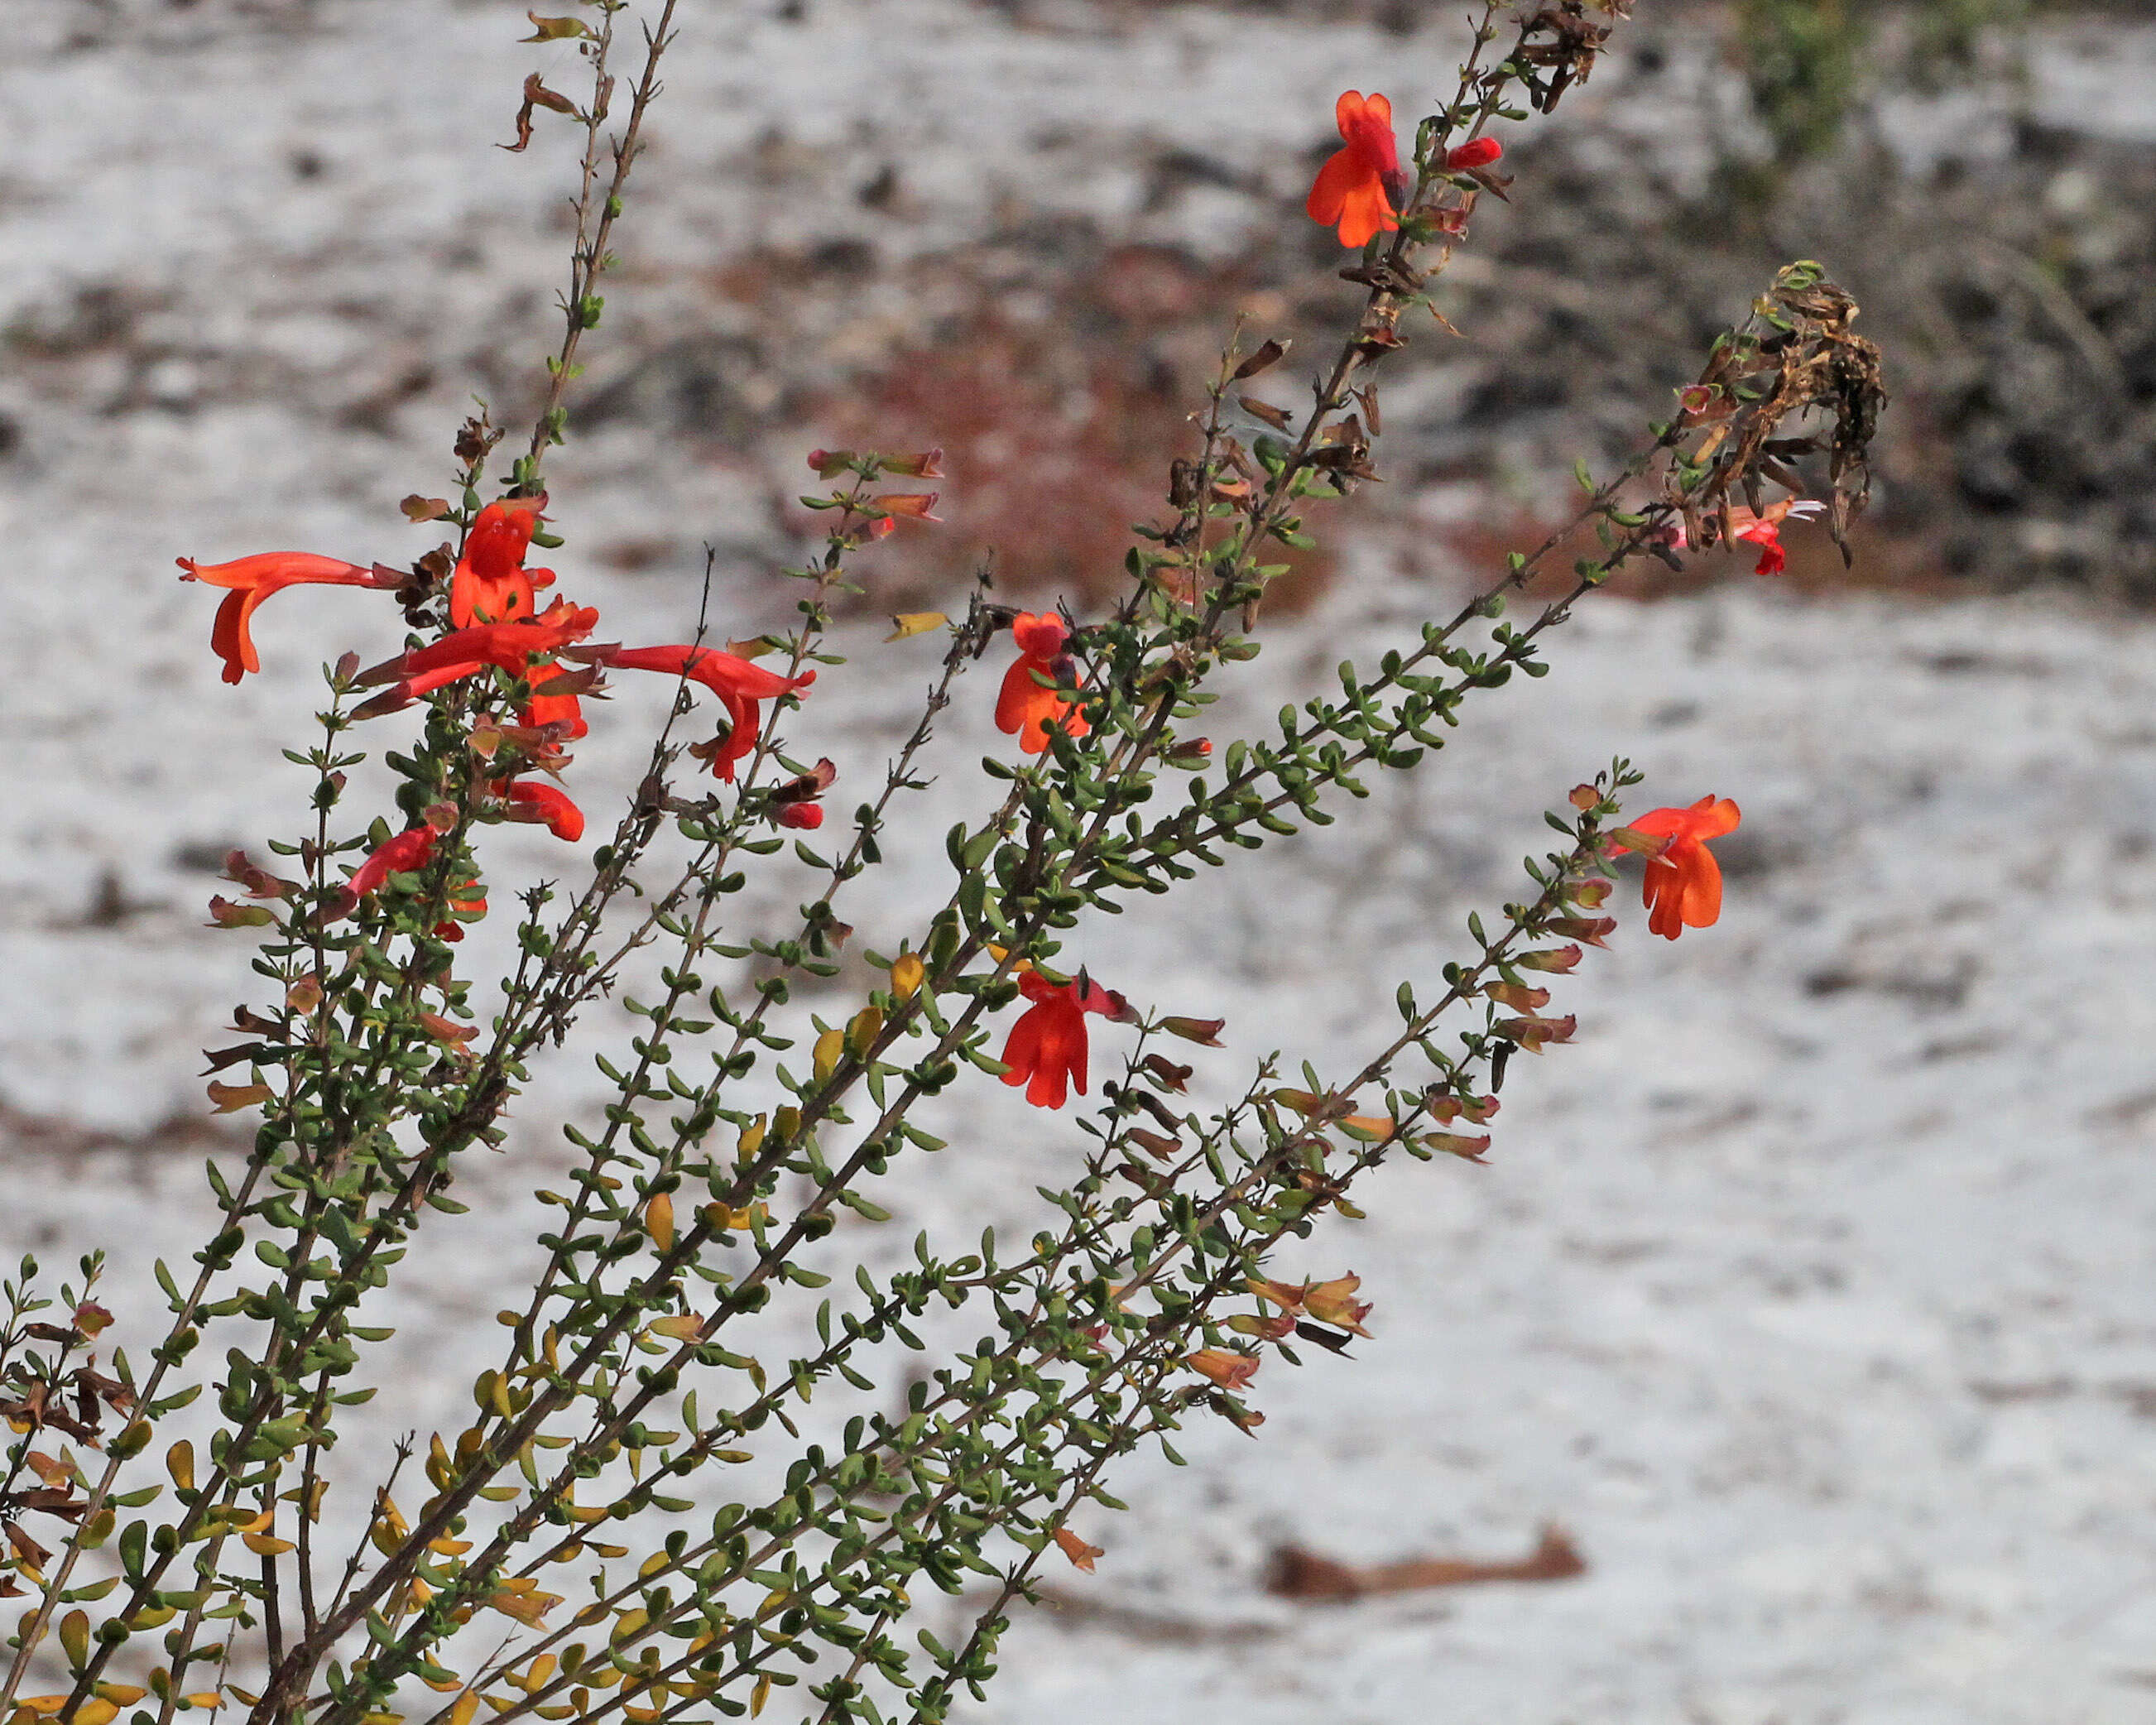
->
[802,245,1337,615]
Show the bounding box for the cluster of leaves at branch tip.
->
[0,3,1882,1724]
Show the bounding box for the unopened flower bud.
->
[1421,1131,1491,1162]
[890,953,924,1001]
[1053,1527,1104,1573]
[1546,915,1616,947]
[1186,1349,1259,1391]
[1492,1013,1577,1052]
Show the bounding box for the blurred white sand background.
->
[5,4,2156,1720]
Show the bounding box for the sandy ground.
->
[4,4,2156,1723]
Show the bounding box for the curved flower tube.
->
[501,780,585,842]
[346,824,440,902]
[995,612,1088,755]
[176,552,387,684]
[999,971,1121,1110]
[599,644,816,782]
[1628,795,1742,939]
[354,603,603,715]
[1306,91,1405,248]
[393,603,603,681]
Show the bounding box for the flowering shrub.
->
[0,4,1881,1725]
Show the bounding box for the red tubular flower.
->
[776,801,824,829]
[449,498,555,628]
[1307,91,1405,248]
[601,645,816,783]
[1627,795,1741,939]
[996,612,1088,755]
[401,604,602,680]
[346,824,440,901]
[1731,499,1823,576]
[999,971,1121,1110]
[502,780,585,842]
[176,552,388,684]
[1444,136,1503,171]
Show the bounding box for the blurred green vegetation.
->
[1735,0,2048,171]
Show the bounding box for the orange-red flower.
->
[999,970,1121,1110]
[1730,499,1823,576]
[346,824,439,901]
[598,645,817,782]
[176,552,390,684]
[501,780,585,842]
[996,613,1088,755]
[1307,91,1405,248]
[1627,795,1741,939]
[1445,136,1503,171]
[1667,499,1823,577]
[449,498,555,628]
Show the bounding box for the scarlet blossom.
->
[999,971,1122,1110]
[1626,795,1741,939]
[449,498,555,628]
[1666,499,1825,577]
[1444,136,1503,171]
[1307,91,1406,248]
[176,552,390,684]
[501,780,585,842]
[1730,498,1825,576]
[996,612,1088,755]
[776,802,824,830]
[598,645,816,782]
[346,825,439,902]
